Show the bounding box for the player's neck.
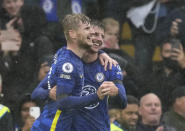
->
[67,42,86,58]
[83,52,98,63]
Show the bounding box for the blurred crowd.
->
[0,0,185,131]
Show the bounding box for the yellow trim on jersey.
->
[50,109,62,131]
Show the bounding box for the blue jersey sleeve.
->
[55,60,101,110]
[98,49,105,55]
[109,64,127,108]
[116,83,127,109]
[55,60,77,96]
[31,76,49,100]
[57,94,99,110]
[31,50,60,101]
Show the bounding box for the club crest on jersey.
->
[95,72,104,82]
[62,62,73,73]
[81,85,99,109]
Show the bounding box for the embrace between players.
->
[31,13,127,131]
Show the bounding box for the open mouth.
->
[92,39,102,47]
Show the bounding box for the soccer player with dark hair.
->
[70,20,127,131]
[31,14,116,131]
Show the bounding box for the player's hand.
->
[49,86,57,100]
[99,53,118,71]
[170,18,182,37]
[100,81,118,96]
[22,116,35,131]
[97,81,119,100]
[97,82,110,100]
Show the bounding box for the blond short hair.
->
[62,13,91,40]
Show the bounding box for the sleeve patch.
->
[62,62,73,73]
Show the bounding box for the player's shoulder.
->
[58,47,81,62]
[107,64,123,77]
[110,64,122,72]
[57,47,71,58]
[55,48,83,73]
[58,54,81,66]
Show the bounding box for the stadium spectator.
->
[0,0,24,29]
[136,93,175,131]
[156,0,185,47]
[108,93,127,131]
[102,18,140,97]
[145,38,185,112]
[119,95,139,131]
[1,5,53,114]
[102,18,134,64]
[162,86,185,131]
[0,74,14,131]
[109,95,138,131]
[104,0,175,75]
[15,93,39,131]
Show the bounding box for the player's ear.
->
[69,30,77,39]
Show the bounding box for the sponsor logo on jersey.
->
[95,72,105,82]
[62,62,73,73]
[81,85,99,109]
[60,74,71,79]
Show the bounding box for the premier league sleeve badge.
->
[62,62,74,73]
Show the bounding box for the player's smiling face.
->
[90,26,104,53]
[76,22,93,49]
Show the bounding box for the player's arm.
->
[56,83,105,110]
[98,50,118,71]
[55,61,105,110]
[114,81,127,108]
[31,75,50,100]
[57,94,102,110]
[108,64,127,108]
[101,80,127,108]
[31,48,65,101]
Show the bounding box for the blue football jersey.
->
[32,47,84,131]
[73,59,127,131]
